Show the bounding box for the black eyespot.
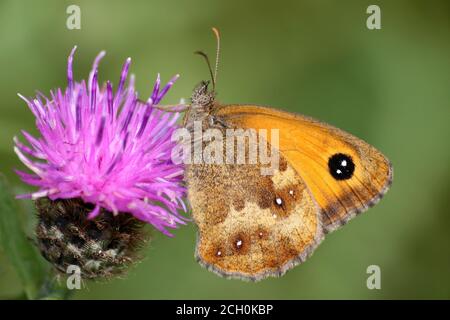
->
[328,153,355,180]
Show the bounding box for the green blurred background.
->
[0,0,449,299]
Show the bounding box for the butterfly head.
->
[191,80,216,109]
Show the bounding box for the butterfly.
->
[165,28,392,281]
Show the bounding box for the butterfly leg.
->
[183,107,192,127]
[208,115,229,129]
[152,103,190,113]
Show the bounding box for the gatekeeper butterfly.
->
[168,28,392,281]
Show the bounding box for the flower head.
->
[14,47,187,236]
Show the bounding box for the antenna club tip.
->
[212,27,220,37]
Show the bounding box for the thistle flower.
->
[14,47,187,278]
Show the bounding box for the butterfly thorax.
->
[191,80,216,109]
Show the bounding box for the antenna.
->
[211,27,220,87]
[194,50,215,88]
[194,27,221,90]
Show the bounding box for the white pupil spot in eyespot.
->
[289,190,294,196]
[341,160,347,167]
[276,197,283,205]
[336,169,342,174]
[236,240,242,248]
[259,232,263,237]
[216,250,222,256]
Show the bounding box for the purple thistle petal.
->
[136,98,154,138]
[151,73,161,101]
[106,81,113,120]
[14,146,43,176]
[13,136,45,159]
[67,46,77,97]
[121,93,138,132]
[75,90,83,131]
[89,50,106,86]
[88,204,101,219]
[96,116,106,146]
[155,74,179,104]
[90,69,98,113]
[114,57,131,107]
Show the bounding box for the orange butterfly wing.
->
[216,104,393,232]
